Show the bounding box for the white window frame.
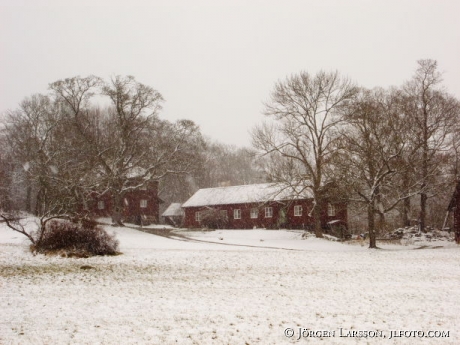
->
[294,205,302,217]
[97,201,105,210]
[328,203,336,217]
[220,210,228,219]
[234,209,241,219]
[250,208,258,219]
[195,211,201,222]
[140,199,148,208]
[265,207,273,218]
[140,185,147,191]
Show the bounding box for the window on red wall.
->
[328,203,336,217]
[140,200,148,208]
[98,201,105,210]
[234,209,241,219]
[195,211,201,222]
[265,207,273,218]
[294,205,302,216]
[250,208,258,219]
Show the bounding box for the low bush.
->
[32,219,119,257]
[200,208,228,229]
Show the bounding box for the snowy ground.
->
[1,221,460,345]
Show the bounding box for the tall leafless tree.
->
[252,70,358,237]
[50,75,204,224]
[1,92,98,242]
[4,94,87,216]
[402,60,460,232]
[337,88,420,248]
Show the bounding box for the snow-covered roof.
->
[182,183,312,208]
[162,203,184,217]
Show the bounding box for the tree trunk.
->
[377,211,385,236]
[35,188,43,216]
[402,196,411,227]
[419,94,429,233]
[375,186,385,237]
[25,184,32,214]
[420,190,427,232]
[313,202,323,238]
[368,202,377,249]
[111,192,124,225]
[401,171,411,227]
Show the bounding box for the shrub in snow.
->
[200,208,229,229]
[385,226,455,245]
[32,219,119,257]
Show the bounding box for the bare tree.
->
[337,88,419,248]
[252,70,358,237]
[50,75,203,224]
[1,93,96,243]
[3,94,88,216]
[402,60,460,232]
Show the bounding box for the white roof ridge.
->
[182,182,312,208]
[199,182,275,189]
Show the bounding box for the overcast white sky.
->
[1,0,459,147]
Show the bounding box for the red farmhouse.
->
[181,183,347,231]
[89,180,161,225]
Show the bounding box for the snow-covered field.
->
[1,221,460,344]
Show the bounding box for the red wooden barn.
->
[89,180,162,225]
[181,183,347,232]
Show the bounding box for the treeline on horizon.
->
[1,59,459,245]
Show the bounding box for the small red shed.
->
[162,203,184,227]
